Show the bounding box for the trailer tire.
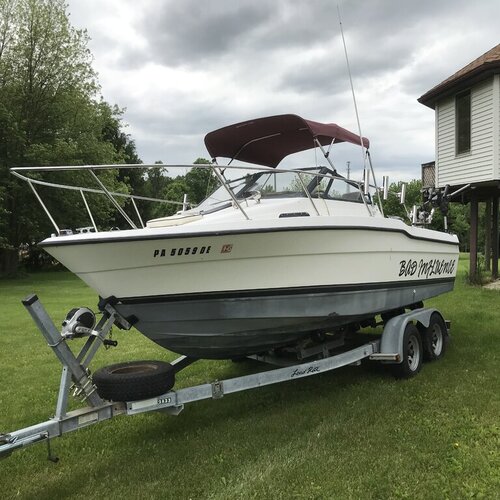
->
[93,360,174,402]
[392,323,422,379]
[421,313,448,361]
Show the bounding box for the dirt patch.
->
[483,279,500,289]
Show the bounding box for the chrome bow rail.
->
[11,161,380,235]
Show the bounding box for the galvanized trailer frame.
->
[0,294,445,461]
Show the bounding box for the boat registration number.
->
[153,246,211,258]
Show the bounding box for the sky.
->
[66,0,500,183]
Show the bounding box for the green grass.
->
[0,257,499,499]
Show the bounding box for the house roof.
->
[418,43,500,109]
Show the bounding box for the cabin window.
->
[455,90,471,155]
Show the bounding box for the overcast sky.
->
[66,0,499,182]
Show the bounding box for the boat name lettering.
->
[399,258,456,278]
[153,246,211,258]
[291,366,320,378]
[398,259,418,277]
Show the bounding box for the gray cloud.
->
[136,1,271,67]
[279,35,415,96]
[67,0,500,177]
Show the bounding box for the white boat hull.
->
[42,219,459,358]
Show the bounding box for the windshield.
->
[195,174,248,213]
[196,167,365,213]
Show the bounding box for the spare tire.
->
[93,360,175,402]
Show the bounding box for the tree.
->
[136,158,219,219]
[448,203,470,251]
[159,158,218,215]
[0,0,141,273]
[186,158,219,203]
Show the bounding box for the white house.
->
[419,43,500,279]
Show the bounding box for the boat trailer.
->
[0,294,449,461]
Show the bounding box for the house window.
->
[456,90,471,154]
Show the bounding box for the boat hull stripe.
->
[40,225,460,248]
[115,277,456,304]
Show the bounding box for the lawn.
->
[0,257,499,499]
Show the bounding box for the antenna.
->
[337,5,383,215]
[337,5,365,155]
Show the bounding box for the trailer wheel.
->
[392,323,422,379]
[421,313,448,361]
[93,360,174,402]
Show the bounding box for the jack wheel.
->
[392,323,423,379]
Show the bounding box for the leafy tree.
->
[144,161,168,198]
[139,161,172,220]
[448,203,470,251]
[163,179,189,216]
[188,157,218,202]
[147,158,219,218]
[0,0,141,273]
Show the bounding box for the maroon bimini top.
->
[204,114,369,167]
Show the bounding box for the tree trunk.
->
[0,247,18,276]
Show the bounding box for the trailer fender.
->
[379,308,443,364]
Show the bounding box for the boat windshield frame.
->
[197,166,368,213]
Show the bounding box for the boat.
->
[12,114,459,359]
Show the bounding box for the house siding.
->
[495,74,500,179]
[436,77,494,187]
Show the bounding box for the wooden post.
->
[485,200,491,271]
[492,196,499,279]
[470,192,478,282]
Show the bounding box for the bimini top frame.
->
[204,113,370,167]
[203,113,381,214]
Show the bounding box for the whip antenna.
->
[337,5,383,214]
[337,5,364,154]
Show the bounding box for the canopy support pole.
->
[315,139,373,216]
[211,165,250,220]
[366,151,384,216]
[296,174,320,216]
